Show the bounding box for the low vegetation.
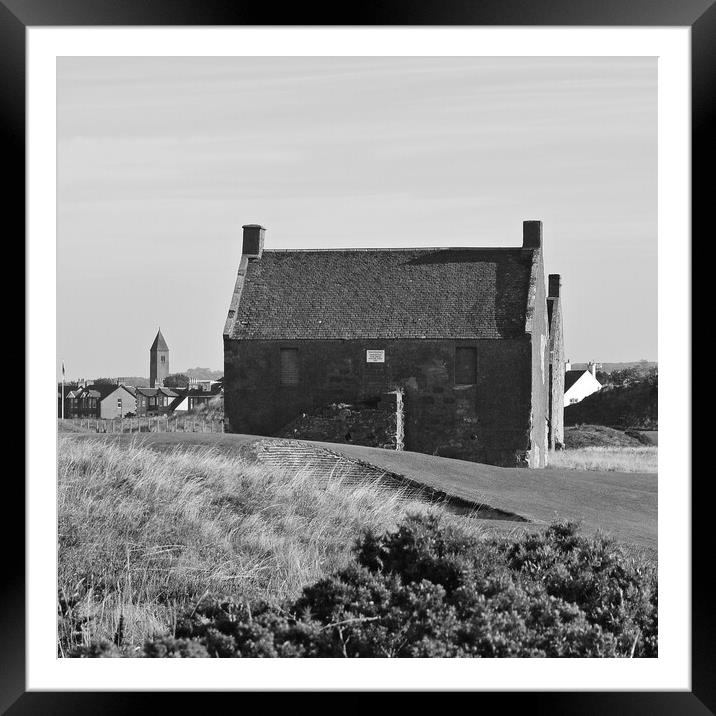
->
[59,436,658,658]
[565,377,657,430]
[71,517,657,658]
[548,447,657,473]
[556,425,657,472]
[57,436,436,655]
[564,425,645,449]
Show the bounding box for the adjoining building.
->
[564,362,603,405]
[223,221,565,468]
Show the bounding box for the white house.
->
[564,362,602,405]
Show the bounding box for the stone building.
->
[223,221,565,467]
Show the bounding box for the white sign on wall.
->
[366,350,385,363]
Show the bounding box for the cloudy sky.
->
[57,56,656,380]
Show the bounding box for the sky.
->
[57,56,656,380]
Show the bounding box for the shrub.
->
[138,515,657,658]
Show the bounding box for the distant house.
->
[99,384,137,419]
[59,386,83,417]
[134,386,179,416]
[169,381,223,413]
[64,383,136,418]
[564,363,602,405]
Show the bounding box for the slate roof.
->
[80,384,119,400]
[229,248,536,341]
[168,387,220,412]
[565,370,589,391]
[150,329,169,352]
[135,387,178,398]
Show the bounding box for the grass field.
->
[547,446,657,473]
[58,435,472,654]
[58,431,658,655]
[66,431,658,547]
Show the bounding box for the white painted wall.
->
[565,371,603,405]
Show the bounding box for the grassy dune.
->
[58,436,448,655]
[547,446,657,473]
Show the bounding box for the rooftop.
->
[228,247,537,341]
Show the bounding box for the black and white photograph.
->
[9,5,705,705]
[56,53,659,659]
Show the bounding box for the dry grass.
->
[58,436,456,655]
[57,420,93,433]
[547,446,657,473]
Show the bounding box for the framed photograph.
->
[9,0,707,709]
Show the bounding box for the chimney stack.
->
[548,274,561,298]
[242,224,265,260]
[522,220,543,249]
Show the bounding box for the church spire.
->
[149,328,169,387]
[150,328,169,352]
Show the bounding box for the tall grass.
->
[57,436,442,655]
[547,446,657,473]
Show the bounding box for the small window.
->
[161,356,166,363]
[280,348,299,386]
[455,347,477,385]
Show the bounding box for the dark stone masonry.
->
[276,392,402,450]
[223,222,564,468]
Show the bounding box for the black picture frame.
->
[6,0,706,710]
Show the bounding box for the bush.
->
[134,515,657,658]
[565,379,657,430]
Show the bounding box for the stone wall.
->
[224,336,536,467]
[548,292,565,450]
[525,248,549,468]
[276,392,402,450]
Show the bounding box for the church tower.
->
[149,328,169,388]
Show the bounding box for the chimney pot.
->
[548,274,561,298]
[242,224,265,259]
[523,220,543,249]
